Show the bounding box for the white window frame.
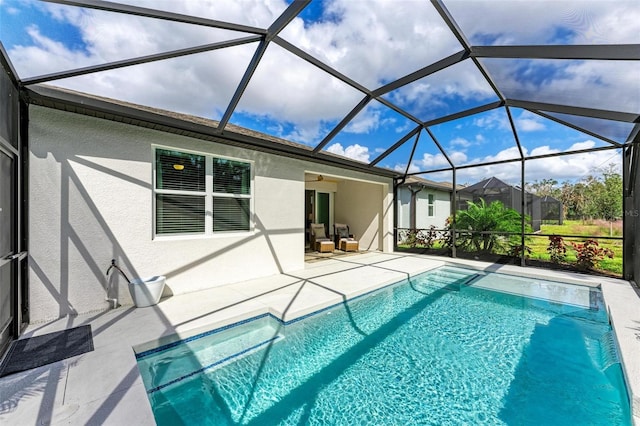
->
[152,145,254,239]
[427,193,435,217]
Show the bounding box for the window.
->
[154,148,252,236]
[427,194,435,217]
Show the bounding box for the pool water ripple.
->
[139,266,630,425]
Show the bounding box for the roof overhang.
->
[24,84,399,180]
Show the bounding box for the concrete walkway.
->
[0,252,637,425]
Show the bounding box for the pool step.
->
[414,268,480,292]
[136,318,283,393]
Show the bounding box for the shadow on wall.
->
[335,180,387,251]
[31,151,302,321]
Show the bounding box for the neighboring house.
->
[457,177,563,232]
[540,195,564,225]
[25,85,396,322]
[397,176,563,238]
[397,177,454,232]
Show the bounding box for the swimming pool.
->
[135,266,630,425]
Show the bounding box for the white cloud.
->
[4,0,483,144]
[450,137,471,148]
[3,0,635,154]
[515,111,546,132]
[326,143,370,162]
[404,150,468,171]
[385,59,497,119]
[11,25,95,72]
[344,108,381,134]
[394,139,619,185]
[529,145,558,157]
[473,110,510,131]
[568,140,597,151]
[528,140,596,157]
[447,1,639,45]
[280,0,461,89]
[3,2,19,15]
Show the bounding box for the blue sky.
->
[1,0,637,184]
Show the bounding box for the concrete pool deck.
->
[0,252,638,425]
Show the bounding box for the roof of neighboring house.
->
[400,176,565,204]
[398,176,464,192]
[459,177,564,205]
[459,176,514,193]
[540,195,562,203]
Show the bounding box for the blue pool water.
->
[136,267,630,425]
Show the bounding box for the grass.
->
[528,220,623,276]
[398,220,624,276]
[539,219,622,237]
[527,235,622,276]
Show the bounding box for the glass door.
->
[315,192,334,238]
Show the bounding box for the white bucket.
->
[128,276,166,308]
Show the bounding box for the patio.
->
[0,1,639,424]
[1,252,639,425]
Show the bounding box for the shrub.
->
[547,235,567,263]
[403,226,437,248]
[403,229,419,247]
[452,199,530,254]
[508,244,532,259]
[443,217,454,248]
[570,239,614,271]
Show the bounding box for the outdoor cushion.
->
[336,226,350,239]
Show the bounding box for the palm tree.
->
[453,199,529,253]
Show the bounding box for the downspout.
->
[393,177,405,252]
[408,184,424,230]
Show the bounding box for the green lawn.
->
[398,220,624,276]
[538,219,622,237]
[527,235,622,275]
[528,220,623,276]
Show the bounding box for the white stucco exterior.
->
[28,106,393,322]
[397,186,451,231]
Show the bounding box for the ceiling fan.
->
[305,174,340,183]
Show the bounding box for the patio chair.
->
[310,223,335,253]
[334,223,359,252]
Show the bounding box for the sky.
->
[1,0,638,186]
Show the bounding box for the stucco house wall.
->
[397,187,412,230]
[397,186,451,230]
[415,190,450,229]
[28,106,393,322]
[334,179,393,252]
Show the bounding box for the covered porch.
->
[304,172,390,255]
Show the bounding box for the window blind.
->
[154,148,252,236]
[156,149,205,192]
[213,158,251,195]
[213,197,250,232]
[155,194,205,234]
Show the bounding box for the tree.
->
[560,181,588,220]
[527,178,560,198]
[453,199,531,253]
[596,165,623,220]
[556,164,622,221]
